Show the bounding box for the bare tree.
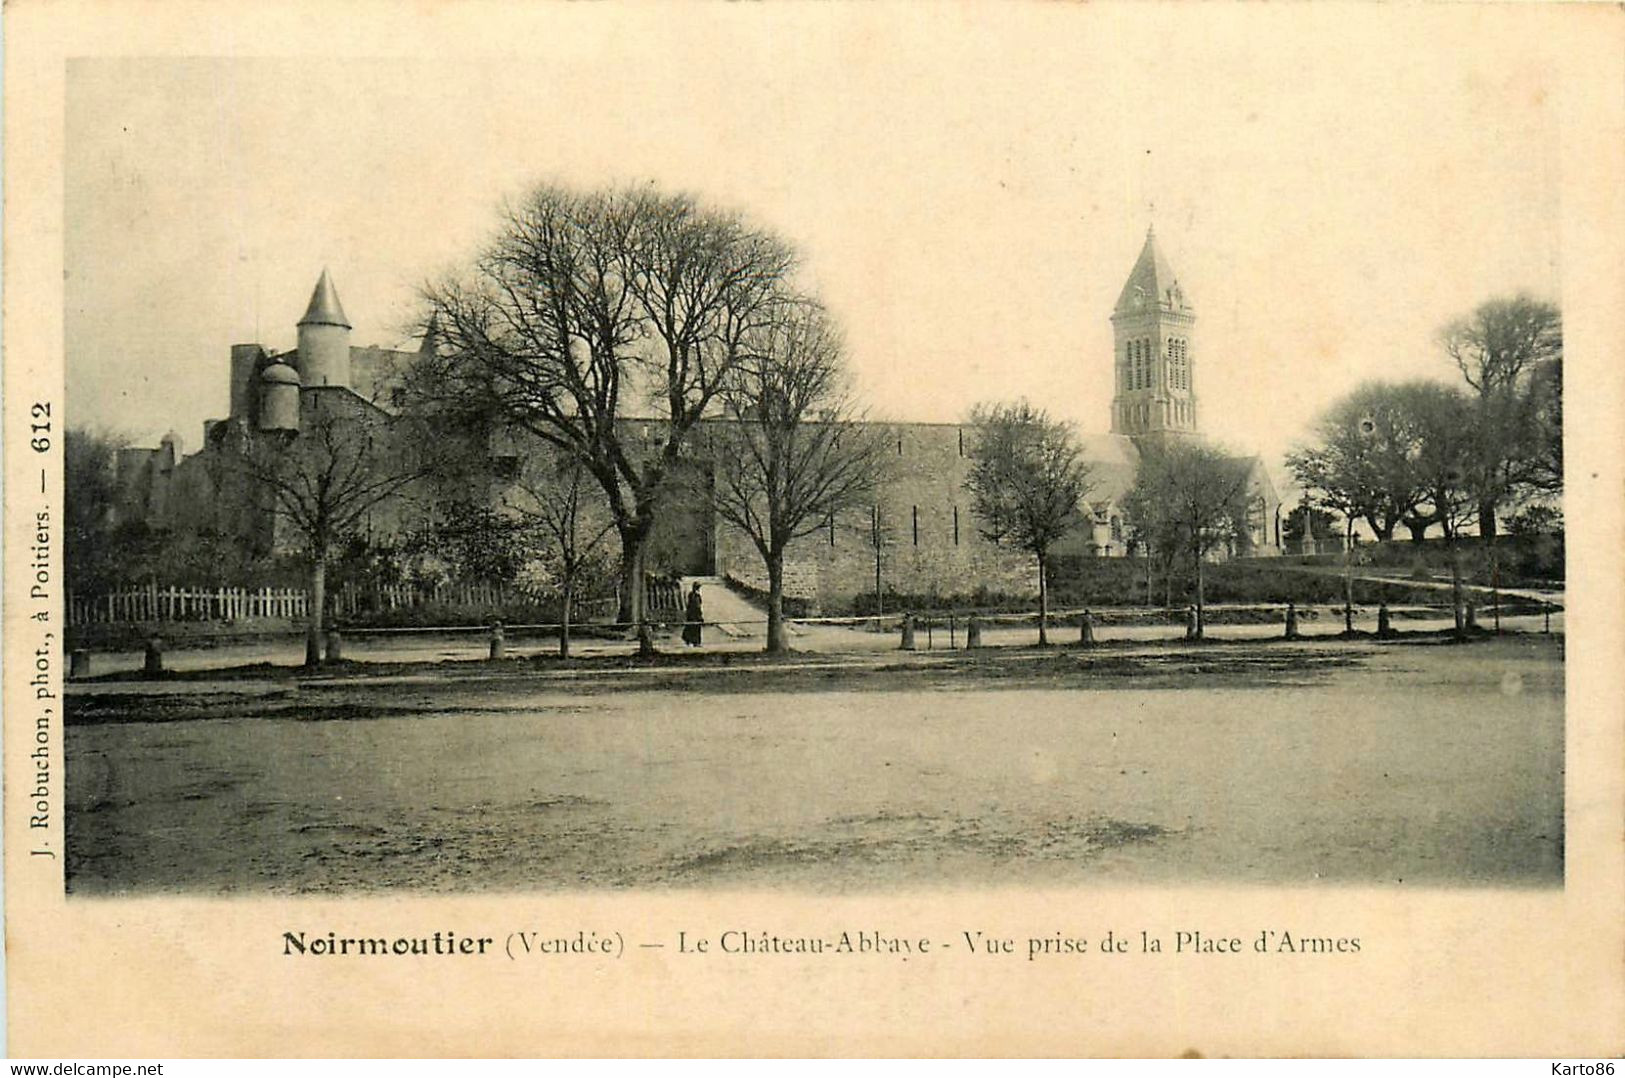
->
[705,300,890,653]
[1401,382,1479,636]
[964,401,1094,645]
[1440,294,1562,538]
[1123,441,1251,639]
[418,183,796,654]
[503,456,617,658]
[231,395,437,665]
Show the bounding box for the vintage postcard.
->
[5,1,1622,1059]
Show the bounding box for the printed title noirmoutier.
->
[112,228,1281,611]
[279,928,1362,959]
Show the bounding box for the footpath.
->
[1269,561,1565,606]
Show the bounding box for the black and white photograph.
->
[8,0,1621,1061]
[59,31,1569,897]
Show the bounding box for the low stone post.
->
[1377,603,1393,638]
[489,620,506,660]
[143,636,164,675]
[1284,602,1300,640]
[1465,601,1478,631]
[900,613,917,651]
[325,628,344,663]
[1185,605,1199,640]
[70,649,92,679]
[965,615,982,649]
[1079,609,1095,646]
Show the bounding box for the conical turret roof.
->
[419,313,441,355]
[1113,226,1188,316]
[298,268,351,329]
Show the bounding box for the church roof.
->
[298,268,351,329]
[1113,227,1189,317]
[1078,433,1142,505]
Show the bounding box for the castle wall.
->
[349,346,418,409]
[709,423,1040,612]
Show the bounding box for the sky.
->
[63,6,1562,495]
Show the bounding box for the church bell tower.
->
[1110,226,1197,440]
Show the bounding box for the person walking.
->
[682,584,704,647]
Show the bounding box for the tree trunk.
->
[616,533,642,626]
[616,507,657,622]
[1343,517,1355,633]
[1478,500,1499,541]
[615,527,656,657]
[1194,546,1205,639]
[1449,536,1465,639]
[873,540,883,617]
[1405,519,1429,544]
[765,550,787,654]
[305,553,327,668]
[634,538,655,657]
[559,578,573,659]
[1036,552,1049,646]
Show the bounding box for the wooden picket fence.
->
[68,585,307,626]
[331,580,561,617]
[67,579,624,629]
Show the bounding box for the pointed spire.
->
[1113,226,1186,316]
[298,268,351,329]
[419,313,441,356]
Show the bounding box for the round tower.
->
[257,361,302,432]
[296,268,352,388]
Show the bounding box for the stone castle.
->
[110,228,1280,609]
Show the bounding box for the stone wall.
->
[709,423,1038,612]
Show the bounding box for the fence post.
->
[143,636,164,676]
[1079,609,1095,646]
[325,628,344,663]
[1284,602,1300,640]
[900,613,916,651]
[965,615,981,649]
[1377,603,1393,638]
[1465,601,1478,631]
[70,649,91,679]
[489,620,506,660]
